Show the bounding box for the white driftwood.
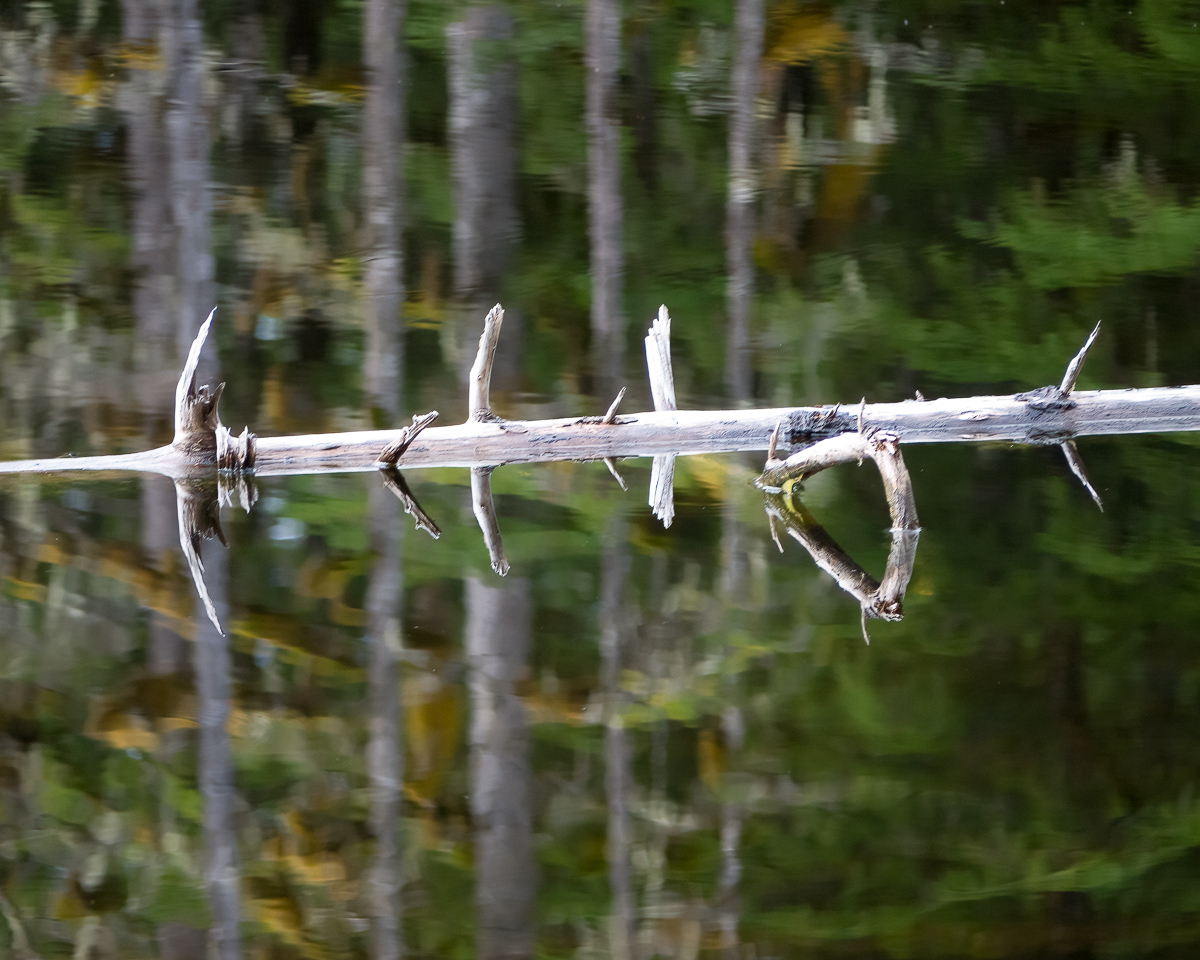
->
[1,306,1199,485]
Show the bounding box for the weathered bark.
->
[2,310,1198,485]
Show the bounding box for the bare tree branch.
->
[469,304,505,421]
[378,411,440,466]
[1060,321,1103,395]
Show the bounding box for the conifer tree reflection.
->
[465,576,535,959]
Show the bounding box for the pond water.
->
[2,2,1200,958]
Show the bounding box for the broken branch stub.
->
[378,411,440,466]
[1060,321,1102,395]
[645,305,678,527]
[173,307,257,471]
[469,304,505,422]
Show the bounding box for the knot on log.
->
[1015,384,1076,412]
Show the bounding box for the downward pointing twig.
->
[381,467,442,537]
[1060,440,1104,511]
[471,466,509,575]
[603,457,628,491]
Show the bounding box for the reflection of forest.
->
[5,0,1200,958]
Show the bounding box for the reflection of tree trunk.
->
[366,483,405,959]
[125,6,221,956]
[166,0,215,364]
[193,547,241,960]
[600,520,635,960]
[586,0,624,391]
[446,6,521,392]
[363,0,407,420]
[466,576,535,960]
[724,0,765,402]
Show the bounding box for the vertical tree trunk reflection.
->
[366,484,406,959]
[466,576,535,960]
[724,0,765,402]
[363,0,407,420]
[586,0,625,393]
[193,546,241,960]
[600,519,636,959]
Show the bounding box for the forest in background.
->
[2,0,1200,957]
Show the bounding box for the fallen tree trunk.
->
[1,305,1187,636]
[1,313,1198,478]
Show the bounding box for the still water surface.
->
[2,1,1200,957]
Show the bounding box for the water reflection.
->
[365,483,405,960]
[466,576,535,959]
[8,1,1200,957]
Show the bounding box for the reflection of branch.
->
[471,466,509,576]
[175,479,227,636]
[764,492,920,640]
[1060,440,1104,511]
[380,467,442,538]
[760,425,921,639]
[649,455,676,528]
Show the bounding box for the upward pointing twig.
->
[175,307,217,443]
[378,411,440,466]
[469,304,505,421]
[644,305,677,413]
[1060,321,1102,395]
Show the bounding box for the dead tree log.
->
[6,305,1189,630]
